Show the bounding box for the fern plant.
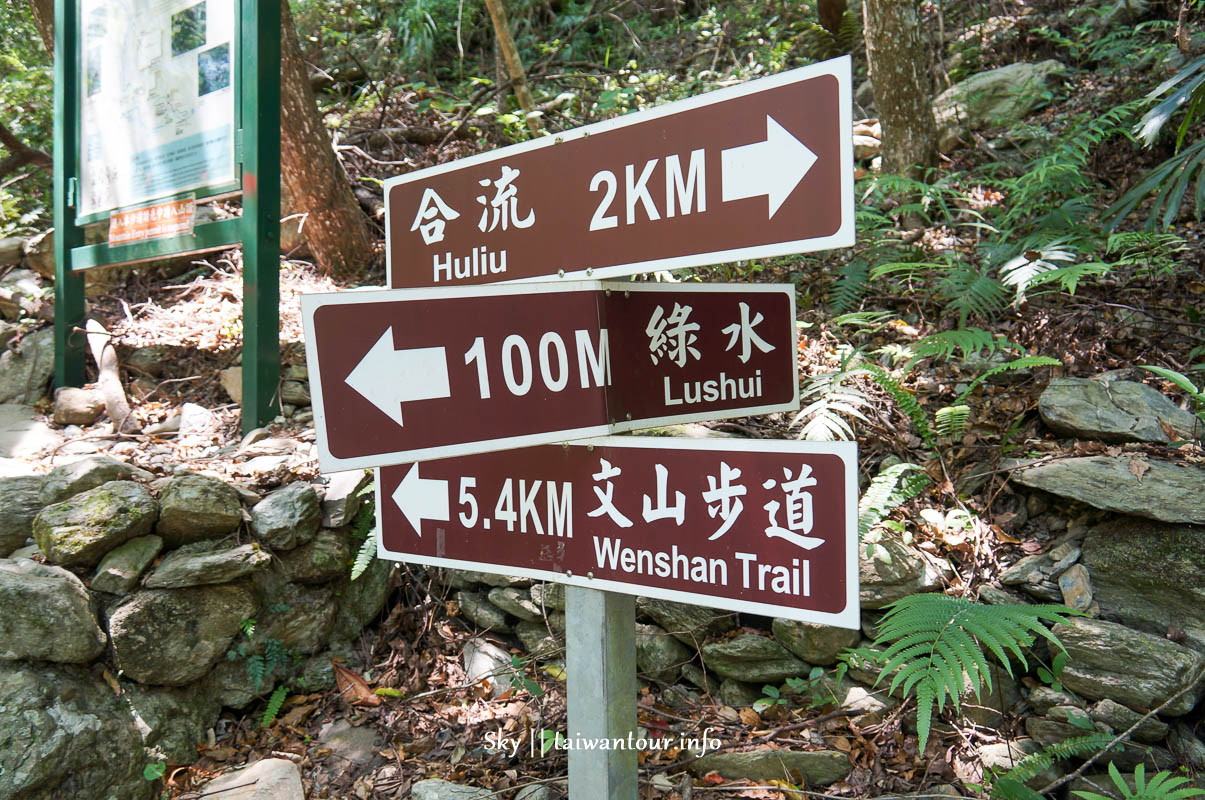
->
[349,477,378,581]
[845,594,1077,751]
[261,684,289,727]
[990,733,1117,800]
[1074,762,1205,800]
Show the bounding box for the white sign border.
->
[302,281,800,473]
[384,56,855,288]
[372,437,860,629]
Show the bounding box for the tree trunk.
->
[482,0,543,136]
[28,0,52,55]
[862,0,936,180]
[28,0,374,280]
[280,2,373,278]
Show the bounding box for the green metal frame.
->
[54,0,281,432]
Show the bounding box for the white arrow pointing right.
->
[392,462,450,537]
[721,115,817,219]
[344,327,451,427]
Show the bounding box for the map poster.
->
[77,0,238,219]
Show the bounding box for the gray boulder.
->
[109,583,257,686]
[319,469,371,527]
[145,540,272,588]
[91,535,163,595]
[719,678,762,707]
[39,455,153,505]
[860,536,945,608]
[257,581,337,655]
[330,555,392,641]
[0,558,106,662]
[457,589,511,633]
[488,586,542,621]
[0,474,43,555]
[637,596,734,645]
[1081,518,1205,653]
[701,634,810,683]
[198,758,305,800]
[1038,377,1198,443]
[688,750,850,785]
[155,473,243,547]
[530,582,565,611]
[514,619,562,659]
[1089,699,1169,743]
[935,60,1066,151]
[0,662,152,800]
[1007,457,1205,524]
[772,618,860,665]
[201,655,284,710]
[1054,617,1205,716]
[120,682,221,763]
[635,623,691,682]
[52,386,105,426]
[0,327,53,404]
[250,482,321,551]
[278,529,349,584]
[33,480,158,567]
[411,779,492,800]
[0,403,61,458]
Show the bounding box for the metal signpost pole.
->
[53,0,86,389]
[566,586,637,799]
[239,0,281,432]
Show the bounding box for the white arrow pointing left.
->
[392,462,450,537]
[721,115,817,219]
[345,327,450,427]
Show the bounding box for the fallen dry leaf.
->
[102,668,122,696]
[1128,458,1150,483]
[738,707,761,727]
[332,661,382,707]
[992,524,1021,543]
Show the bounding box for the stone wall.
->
[0,456,390,800]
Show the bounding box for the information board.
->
[77,0,238,219]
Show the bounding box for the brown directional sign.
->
[375,437,859,627]
[384,57,853,289]
[301,282,797,473]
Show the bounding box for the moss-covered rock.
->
[33,481,158,568]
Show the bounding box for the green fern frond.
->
[351,532,377,581]
[261,685,289,727]
[935,405,971,437]
[939,267,1009,326]
[829,259,870,315]
[909,328,1013,363]
[857,594,1077,752]
[1003,733,1115,787]
[955,356,1062,404]
[246,654,267,690]
[858,462,930,538]
[1073,761,1205,800]
[860,365,937,450]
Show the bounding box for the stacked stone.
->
[0,456,388,800]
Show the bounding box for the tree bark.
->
[862,0,937,180]
[482,0,543,136]
[280,2,373,278]
[27,0,374,279]
[28,0,52,55]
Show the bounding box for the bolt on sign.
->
[375,438,858,627]
[302,281,798,473]
[384,56,853,289]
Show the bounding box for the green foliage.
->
[858,462,930,542]
[261,685,289,727]
[1139,365,1205,433]
[990,733,1117,800]
[934,404,971,438]
[753,682,789,713]
[509,653,544,697]
[142,761,167,781]
[1035,650,1068,692]
[904,328,1016,370]
[828,259,871,315]
[1074,763,1205,800]
[0,0,52,236]
[847,594,1077,752]
[861,364,936,450]
[349,476,377,580]
[793,365,871,441]
[953,356,1062,404]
